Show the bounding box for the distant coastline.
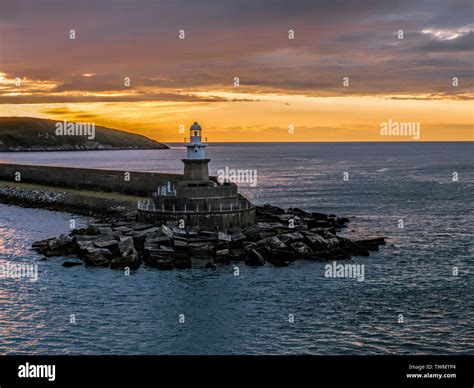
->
[0,117,169,152]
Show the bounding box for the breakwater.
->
[32,204,385,270]
[0,163,185,196]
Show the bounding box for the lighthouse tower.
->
[182,122,211,184]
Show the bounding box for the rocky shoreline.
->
[31,204,386,270]
[0,185,137,218]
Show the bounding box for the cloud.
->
[0,0,472,101]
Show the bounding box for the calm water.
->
[0,142,473,354]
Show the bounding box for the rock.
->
[215,249,230,257]
[328,248,351,260]
[44,250,64,257]
[278,232,305,244]
[262,236,288,250]
[147,236,171,245]
[48,235,73,252]
[189,243,213,258]
[173,257,192,269]
[228,249,246,261]
[214,241,230,251]
[261,204,286,214]
[147,245,175,256]
[76,240,94,256]
[159,224,173,238]
[287,207,308,216]
[62,261,82,268]
[256,231,277,240]
[245,249,266,266]
[130,223,155,231]
[326,237,341,249]
[172,227,187,239]
[307,219,331,228]
[204,262,217,270]
[217,231,232,242]
[93,239,120,255]
[144,254,173,269]
[113,226,135,233]
[200,231,216,239]
[84,246,113,259]
[32,238,54,248]
[242,225,267,241]
[290,241,313,257]
[130,233,147,250]
[98,227,114,235]
[74,235,100,242]
[84,252,110,267]
[310,212,329,220]
[355,237,386,252]
[304,234,328,250]
[173,239,188,252]
[268,249,295,266]
[230,232,247,242]
[118,237,135,254]
[86,223,112,234]
[141,227,162,236]
[110,253,140,270]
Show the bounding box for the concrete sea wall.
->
[0,163,185,196]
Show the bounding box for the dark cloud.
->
[0,0,472,99]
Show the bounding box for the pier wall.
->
[0,163,186,196]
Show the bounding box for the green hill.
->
[0,117,168,151]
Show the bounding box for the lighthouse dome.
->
[190,122,202,131]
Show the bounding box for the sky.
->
[0,0,472,142]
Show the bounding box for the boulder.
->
[31,238,54,249]
[110,253,140,270]
[217,231,232,242]
[228,249,246,261]
[86,223,112,234]
[48,235,73,252]
[304,234,328,250]
[355,238,386,251]
[278,232,305,244]
[159,224,174,238]
[74,235,100,242]
[93,239,120,255]
[173,239,188,252]
[245,249,266,266]
[98,227,114,235]
[118,237,135,254]
[263,236,288,250]
[84,252,110,267]
[204,262,217,270]
[268,249,295,266]
[256,231,277,240]
[84,246,113,259]
[242,225,268,241]
[62,261,83,268]
[173,257,192,269]
[290,241,313,257]
[146,236,171,246]
[189,243,213,258]
[172,227,187,239]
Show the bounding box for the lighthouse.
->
[182,122,211,184]
[137,120,255,228]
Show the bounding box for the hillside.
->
[0,117,168,151]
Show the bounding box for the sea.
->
[0,142,472,354]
